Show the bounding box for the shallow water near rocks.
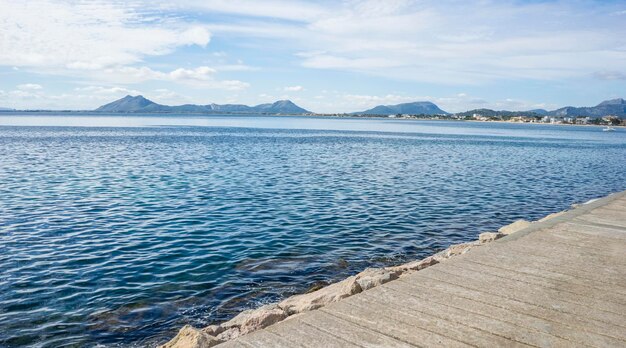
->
[1,115,625,347]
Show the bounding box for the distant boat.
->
[603,126,616,132]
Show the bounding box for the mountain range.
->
[453,98,625,118]
[5,95,623,118]
[353,101,448,115]
[95,95,311,114]
[550,98,625,117]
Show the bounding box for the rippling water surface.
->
[1,114,625,347]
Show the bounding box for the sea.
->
[1,113,625,347]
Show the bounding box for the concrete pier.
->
[218,191,626,347]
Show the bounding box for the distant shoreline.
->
[0,110,622,128]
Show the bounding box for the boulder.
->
[159,325,221,348]
[433,242,479,262]
[221,304,287,334]
[278,276,362,315]
[498,219,531,235]
[479,232,504,244]
[201,325,223,336]
[388,256,439,274]
[216,327,240,341]
[355,268,400,291]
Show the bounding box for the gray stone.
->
[388,256,439,274]
[201,325,223,336]
[216,327,240,341]
[433,241,480,262]
[479,232,504,244]
[278,276,362,315]
[158,325,221,348]
[221,304,287,334]
[355,268,400,291]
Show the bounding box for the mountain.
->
[95,95,160,112]
[549,98,625,117]
[95,95,311,114]
[526,109,548,115]
[0,107,15,111]
[454,109,546,117]
[353,101,448,115]
[254,100,309,114]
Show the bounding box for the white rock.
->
[159,325,221,348]
[201,325,223,336]
[433,241,479,262]
[388,256,439,274]
[221,304,287,334]
[216,327,240,341]
[278,276,362,315]
[479,232,504,244]
[355,268,400,291]
[498,219,531,235]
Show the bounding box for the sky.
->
[0,0,625,113]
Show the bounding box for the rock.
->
[538,211,566,222]
[355,268,400,291]
[278,276,362,315]
[305,280,329,293]
[433,242,479,262]
[201,325,223,336]
[498,219,531,235]
[388,256,439,274]
[216,327,240,341]
[159,325,221,348]
[479,232,504,244]
[221,304,287,334]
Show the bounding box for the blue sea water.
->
[0,114,625,347]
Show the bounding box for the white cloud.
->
[17,83,43,91]
[0,1,211,70]
[593,71,626,80]
[90,66,250,90]
[284,85,304,92]
[150,88,194,105]
[169,66,217,81]
[161,0,326,21]
[74,86,141,95]
[196,0,626,84]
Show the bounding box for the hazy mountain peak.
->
[95,95,158,112]
[95,96,310,114]
[354,101,448,115]
[597,98,625,106]
[549,97,626,117]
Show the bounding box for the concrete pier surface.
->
[218,191,626,348]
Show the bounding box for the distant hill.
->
[96,95,158,112]
[527,109,548,115]
[454,108,545,118]
[353,101,448,115]
[453,99,625,118]
[254,100,310,114]
[95,95,311,114]
[549,98,626,117]
[0,107,15,111]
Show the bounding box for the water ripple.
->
[0,121,625,347]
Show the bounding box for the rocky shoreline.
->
[160,210,568,348]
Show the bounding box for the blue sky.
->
[0,0,625,113]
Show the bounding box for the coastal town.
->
[317,111,626,126]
